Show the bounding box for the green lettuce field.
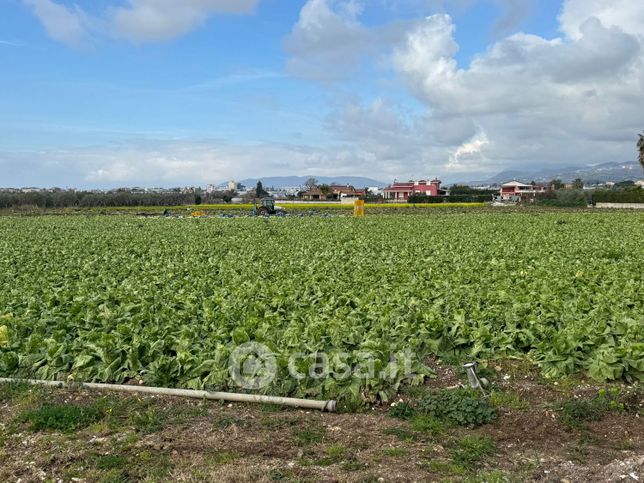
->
[0,212,642,403]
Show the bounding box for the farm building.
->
[383,179,443,201]
[498,181,552,201]
[301,184,366,201]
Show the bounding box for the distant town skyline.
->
[1,0,643,188]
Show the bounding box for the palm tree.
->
[638,131,644,174]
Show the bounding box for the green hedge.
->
[592,187,644,204]
[408,194,492,204]
[534,189,589,207]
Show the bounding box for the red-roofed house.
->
[383,179,443,201]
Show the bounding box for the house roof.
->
[501,181,532,188]
[301,185,364,195]
[385,184,440,192]
[334,187,364,194]
[384,184,414,192]
[385,178,441,191]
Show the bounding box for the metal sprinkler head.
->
[463,362,489,396]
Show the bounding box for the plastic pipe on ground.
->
[0,378,337,412]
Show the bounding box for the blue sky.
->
[0,0,642,187]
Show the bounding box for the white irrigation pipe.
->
[0,378,337,412]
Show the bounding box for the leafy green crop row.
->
[0,212,642,403]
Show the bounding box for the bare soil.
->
[1,361,641,482]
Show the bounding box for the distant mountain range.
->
[238,175,388,189]
[236,162,641,190]
[468,162,642,185]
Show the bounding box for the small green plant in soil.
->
[410,415,448,437]
[0,381,34,403]
[382,427,421,442]
[389,401,416,420]
[293,426,325,444]
[314,445,347,466]
[211,451,240,465]
[449,435,496,469]
[489,390,529,410]
[326,444,346,458]
[556,388,624,428]
[341,460,368,472]
[421,460,467,477]
[418,389,496,426]
[96,454,128,471]
[383,447,408,457]
[389,388,495,427]
[18,403,104,432]
[129,406,164,434]
[269,469,290,481]
[398,385,428,398]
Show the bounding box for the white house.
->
[498,181,551,200]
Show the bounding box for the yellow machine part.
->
[353,200,365,217]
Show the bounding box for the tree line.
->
[0,190,237,209]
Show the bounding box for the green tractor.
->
[253,197,285,216]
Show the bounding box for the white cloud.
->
[382,0,535,37]
[284,0,418,81]
[280,0,644,178]
[328,99,423,168]
[18,0,644,183]
[446,132,489,171]
[23,0,92,49]
[0,139,409,188]
[325,98,484,178]
[559,0,644,41]
[391,5,644,169]
[108,0,260,43]
[295,0,636,177]
[23,0,261,46]
[284,0,372,81]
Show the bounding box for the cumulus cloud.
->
[559,0,644,41]
[395,14,641,110]
[325,98,486,178]
[284,0,416,81]
[0,139,413,188]
[19,0,644,183]
[327,99,423,172]
[446,132,489,171]
[383,0,534,37]
[108,0,260,43]
[293,0,639,178]
[23,0,261,46]
[390,4,644,170]
[284,0,373,81]
[23,0,92,49]
[278,0,644,178]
